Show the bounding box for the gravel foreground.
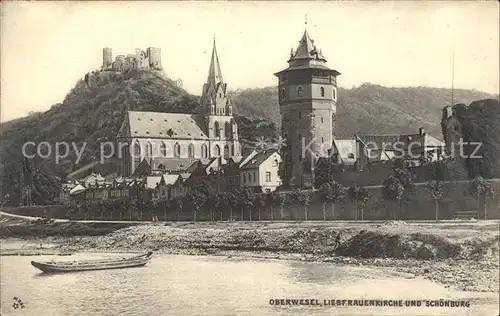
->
[2,219,499,293]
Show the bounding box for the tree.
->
[290,189,311,221]
[469,176,494,220]
[236,186,255,221]
[205,192,219,222]
[216,192,227,221]
[171,197,183,221]
[382,174,405,220]
[266,190,283,221]
[67,204,77,221]
[187,178,215,222]
[184,190,205,223]
[425,180,444,221]
[318,181,345,221]
[255,193,266,221]
[348,184,371,220]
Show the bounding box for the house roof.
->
[151,158,198,172]
[333,139,357,165]
[146,176,163,189]
[69,184,86,195]
[163,174,180,186]
[121,111,208,139]
[240,150,278,170]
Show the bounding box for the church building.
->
[117,39,241,176]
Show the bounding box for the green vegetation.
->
[1,67,498,207]
[230,83,497,138]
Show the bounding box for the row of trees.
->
[67,169,498,222]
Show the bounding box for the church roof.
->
[122,111,208,140]
[207,38,223,86]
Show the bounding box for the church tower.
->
[274,27,341,188]
[201,38,240,160]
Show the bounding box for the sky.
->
[1,1,499,122]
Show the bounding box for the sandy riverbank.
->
[1,219,498,293]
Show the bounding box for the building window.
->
[224,145,230,159]
[298,112,301,119]
[321,137,324,143]
[348,153,355,159]
[174,143,181,157]
[134,141,141,157]
[273,159,279,167]
[160,142,167,157]
[231,144,235,156]
[297,86,304,98]
[214,121,220,138]
[253,172,256,182]
[332,87,336,100]
[201,144,208,159]
[214,144,221,156]
[265,172,271,182]
[281,88,286,100]
[243,173,246,183]
[321,117,324,123]
[188,144,195,158]
[145,142,153,157]
[320,87,325,97]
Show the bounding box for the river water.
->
[1,253,498,316]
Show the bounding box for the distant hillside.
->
[230,84,498,138]
[0,69,274,205]
[1,69,497,205]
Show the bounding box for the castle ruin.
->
[102,47,162,72]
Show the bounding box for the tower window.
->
[321,117,324,123]
[332,87,336,100]
[297,86,304,98]
[298,112,301,119]
[281,88,286,100]
[320,87,325,97]
[174,143,181,158]
[321,137,324,143]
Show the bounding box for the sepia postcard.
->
[1,1,499,315]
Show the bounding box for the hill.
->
[0,69,275,205]
[1,69,497,205]
[230,84,498,138]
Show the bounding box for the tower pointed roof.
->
[207,37,223,85]
[289,30,326,62]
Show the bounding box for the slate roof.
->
[240,150,278,170]
[151,158,198,172]
[122,111,208,140]
[291,30,326,61]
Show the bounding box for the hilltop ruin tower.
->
[274,28,341,188]
[101,47,162,71]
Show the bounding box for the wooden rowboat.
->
[31,251,153,273]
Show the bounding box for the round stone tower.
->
[274,29,341,188]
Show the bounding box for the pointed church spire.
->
[207,37,223,85]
